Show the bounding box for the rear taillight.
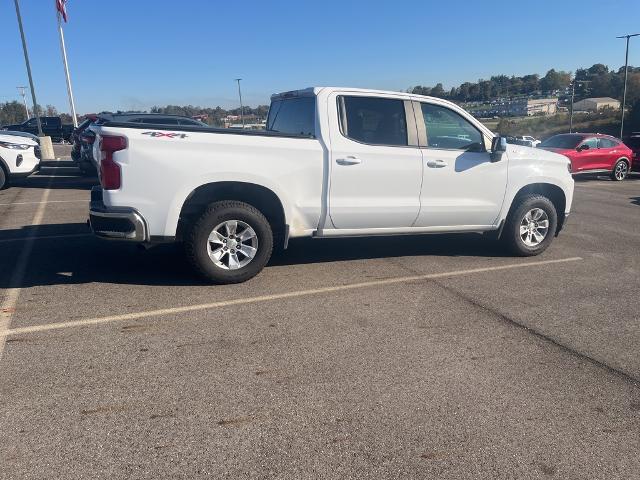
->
[100,135,127,190]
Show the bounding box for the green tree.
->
[0,101,27,126]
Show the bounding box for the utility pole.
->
[235,78,245,129]
[17,86,29,120]
[617,33,639,138]
[569,80,576,133]
[13,0,43,136]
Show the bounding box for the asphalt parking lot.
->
[0,145,639,479]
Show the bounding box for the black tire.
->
[610,159,629,181]
[0,166,6,190]
[184,200,273,284]
[503,194,558,256]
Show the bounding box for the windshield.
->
[539,134,583,149]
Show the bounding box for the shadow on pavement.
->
[0,224,508,289]
[11,169,98,191]
[631,197,640,206]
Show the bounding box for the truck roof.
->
[271,86,453,105]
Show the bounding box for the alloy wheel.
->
[519,208,549,247]
[207,220,258,270]
[615,161,628,180]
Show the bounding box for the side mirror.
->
[577,144,589,151]
[491,136,507,162]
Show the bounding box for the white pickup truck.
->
[89,87,574,284]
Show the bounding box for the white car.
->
[88,87,574,284]
[517,135,541,147]
[0,132,41,189]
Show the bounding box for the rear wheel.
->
[503,194,558,256]
[0,166,6,190]
[611,159,629,181]
[184,201,273,284]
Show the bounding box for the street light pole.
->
[617,33,639,138]
[235,78,245,129]
[17,86,29,120]
[13,0,43,136]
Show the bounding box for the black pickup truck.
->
[1,117,74,142]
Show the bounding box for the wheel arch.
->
[502,182,567,237]
[176,181,288,248]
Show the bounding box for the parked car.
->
[0,130,40,144]
[518,135,541,147]
[77,113,207,176]
[538,133,633,181]
[70,115,98,163]
[0,131,41,189]
[2,116,74,142]
[88,87,574,284]
[624,132,640,172]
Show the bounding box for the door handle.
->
[426,159,448,168]
[336,156,362,166]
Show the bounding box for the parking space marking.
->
[0,233,91,244]
[0,187,52,361]
[0,257,582,339]
[0,200,85,206]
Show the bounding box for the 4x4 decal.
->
[142,131,188,139]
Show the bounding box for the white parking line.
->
[0,187,51,361]
[0,257,582,339]
[0,233,91,244]
[0,200,85,206]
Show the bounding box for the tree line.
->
[0,101,73,127]
[409,63,640,105]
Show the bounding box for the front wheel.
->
[611,159,629,181]
[0,167,6,190]
[184,201,273,284]
[503,195,558,256]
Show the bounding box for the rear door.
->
[327,93,423,229]
[596,137,621,170]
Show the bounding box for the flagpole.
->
[56,5,78,127]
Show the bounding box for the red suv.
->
[539,133,633,181]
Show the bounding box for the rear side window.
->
[598,138,618,148]
[267,97,316,136]
[340,96,407,146]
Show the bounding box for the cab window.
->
[339,96,408,146]
[421,103,484,151]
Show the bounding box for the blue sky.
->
[2,0,640,114]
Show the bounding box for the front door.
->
[573,137,599,171]
[415,102,508,228]
[328,94,423,229]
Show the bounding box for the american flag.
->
[56,0,68,23]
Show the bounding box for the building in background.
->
[471,97,558,118]
[507,98,558,116]
[572,97,621,112]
